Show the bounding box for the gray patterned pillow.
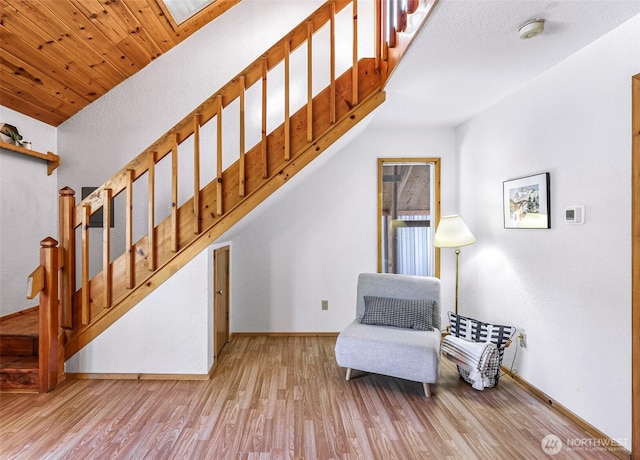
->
[361,296,434,331]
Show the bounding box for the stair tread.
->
[0,308,39,336]
[0,355,39,372]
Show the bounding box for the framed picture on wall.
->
[503,172,550,229]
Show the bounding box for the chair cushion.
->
[335,320,441,384]
[361,296,434,331]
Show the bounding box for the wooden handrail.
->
[52,0,436,360]
[26,266,45,300]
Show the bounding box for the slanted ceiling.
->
[0,0,240,126]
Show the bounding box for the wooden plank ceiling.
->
[0,0,240,126]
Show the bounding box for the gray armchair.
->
[334,273,442,397]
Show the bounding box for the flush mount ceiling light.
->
[519,18,546,39]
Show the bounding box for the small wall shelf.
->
[0,141,60,175]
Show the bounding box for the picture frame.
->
[503,172,550,229]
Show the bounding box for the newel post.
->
[39,237,59,393]
[59,187,76,329]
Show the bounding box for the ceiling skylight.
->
[162,0,217,24]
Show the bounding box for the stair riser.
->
[0,371,39,391]
[0,335,38,356]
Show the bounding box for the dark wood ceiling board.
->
[10,0,128,81]
[0,0,243,125]
[113,35,153,70]
[97,0,164,61]
[3,1,122,92]
[0,52,89,107]
[141,0,186,43]
[123,1,175,54]
[0,88,66,126]
[41,0,137,76]
[0,68,77,119]
[0,26,102,102]
[68,0,130,43]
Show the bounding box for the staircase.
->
[0,309,39,392]
[6,0,438,392]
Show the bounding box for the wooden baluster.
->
[284,40,291,160]
[38,237,58,393]
[352,0,359,106]
[103,188,112,308]
[385,0,396,49]
[58,187,75,329]
[193,114,201,234]
[239,76,246,197]
[375,0,382,70]
[216,95,223,216]
[261,57,268,178]
[307,21,313,143]
[125,170,134,289]
[81,205,90,325]
[171,134,179,253]
[396,0,406,33]
[148,151,156,271]
[330,1,336,124]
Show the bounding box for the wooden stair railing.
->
[33,0,437,372]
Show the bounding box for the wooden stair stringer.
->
[64,82,386,360]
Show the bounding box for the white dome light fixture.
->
[519,18,546,39]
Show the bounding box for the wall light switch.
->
[322,300,328,310]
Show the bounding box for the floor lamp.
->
[433,215,476,315]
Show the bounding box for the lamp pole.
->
[455,247,461,315]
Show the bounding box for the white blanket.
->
[442,334,499,390]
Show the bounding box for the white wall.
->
[221,119,456,332]
[456,14,639,444]
[0,106,57,317]
[66,248,213,374]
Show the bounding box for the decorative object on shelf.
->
[433,214,476,315]
[21,141,32,150]
[0,123,22,145]
[503,172,551,229]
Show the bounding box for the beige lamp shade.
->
[433,215,476,248]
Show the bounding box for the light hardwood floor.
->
[0,336,626,459]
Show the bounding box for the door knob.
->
[216,289,223,295]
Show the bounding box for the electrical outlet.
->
[322,300,328,311]
[518,332,527,348]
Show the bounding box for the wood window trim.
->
[157,0,241,32]
[377,157,441,277]
[632,72,639,460]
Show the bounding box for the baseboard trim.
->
[501,366,630,459]
[231,332,339,338]
[66,372,210,381]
